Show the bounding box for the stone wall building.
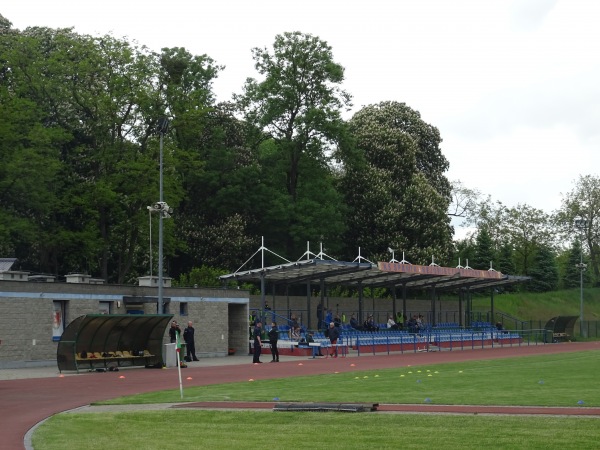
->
[0,275,248,368]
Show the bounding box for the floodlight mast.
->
[574,217,588,337]
[157,118,169,315]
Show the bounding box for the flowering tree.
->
[340,101,453,264]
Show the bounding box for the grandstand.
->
[259,320,534,358]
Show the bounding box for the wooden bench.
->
[75,350,155,371]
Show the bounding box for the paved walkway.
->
[2,342,600,449]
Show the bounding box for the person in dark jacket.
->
[183,321,199,361]
[252,322,263,364]
[349,314,361,330]
[268,321,279,362]
[327,322,340,358]
[169,320,181,344]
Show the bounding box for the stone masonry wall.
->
[0,281,249,367]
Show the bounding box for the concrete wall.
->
[0,281,248,368]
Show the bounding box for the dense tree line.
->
[454,175,598,290]
[1,15,597,292]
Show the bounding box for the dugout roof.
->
[57,314,173,372]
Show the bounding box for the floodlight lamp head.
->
[157,117,169,134]
[574,218,587,230]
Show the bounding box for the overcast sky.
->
[3,0,599,226]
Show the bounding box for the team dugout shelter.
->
[57,314,173,373]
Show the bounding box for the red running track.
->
[2,342,599,449]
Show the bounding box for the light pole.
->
[574,217,587,337]
[157,118,169,314]
[147,206,153,277]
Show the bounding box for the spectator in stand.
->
[387,315,399,330]
[290,313,299,328]
[395,311,405,330]
[417,314,425,331]
[268,321,279,362]
[317,302,324,330]
[407,315,418,333]
[264,301,274,321]
[363,315,378,332]
[183,321,199,361]
[327,322,340,358]
[291,325,301,341]
[334,313,342,328]
[252,321,263,364]
[289,314,301,341]
[349,314,361,330]
[306,331,323,357]
[325,309,333,328]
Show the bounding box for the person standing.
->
[183,321,199,362]
[396,311,405,330]
[334,313,342,328]
[252,321,263,364]
[268,321,279,362]
[317,302,324,330]
[327,322,340,358]
[169,320,181,344]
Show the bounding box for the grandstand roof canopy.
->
[220,259,529,292]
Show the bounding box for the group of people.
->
[252,306,431,364]
[252,320,281,364]
[348,313,380,331]
[406,314,426,333]
[347,312,427,333]
[252,313,342,363]
[169,320,199,362]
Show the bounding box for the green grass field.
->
[33,351,600,449]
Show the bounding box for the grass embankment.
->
[34,351,600,449]
[469,287,600,322]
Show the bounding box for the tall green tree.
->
[562,239,589,289]
[473,227,495,270]
[449,180,480,219]
[527,244,558,292]
[1,26,188,281]
[237,31,351,255]
[496,240,516,276]
[502,204,554,276]
[340,101,453,264]
[172,106,262,273]
[0,26,71,272]
[555,175,600,286]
